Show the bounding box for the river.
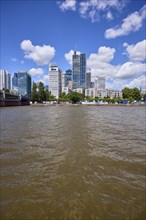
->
[0,105,146,220]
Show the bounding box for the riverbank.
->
[30,103,146,107]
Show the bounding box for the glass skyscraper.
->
[72,51,86,89]
[12,72,31,98]
[65,69,72,86]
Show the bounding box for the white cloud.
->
[57,0,127,22]
[85,44,146,88]
[123,39,146,61]
[39,75,49,85]
[20,40,55,65]
[65,49,81,65]
[79,0,126,22]
[116,62,146,79]
[58,0,76,11]
[123,74,146,89]
[87,46,116,80]
[106,11,113,21]
[105,4,146,38]
[21,60,24,64]
[28,68,44,77]
[11,58,17,62]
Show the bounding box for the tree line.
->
[31,82,145,103]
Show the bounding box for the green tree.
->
[122,87,132,99]
[67,92,84,103]
[103,96,111,103]
[113,96,122,103]
[86,96,94,102]
[122,87,141,101]
[59,92,68,102]
[38,82,46,103]
[128,96,134,103]
[31,82,38,103]
[45,89,51,101]
[95,96,99,102]
[132,87,141,101]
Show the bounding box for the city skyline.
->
[1,0,146,90]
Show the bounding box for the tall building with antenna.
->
[72,51,86,89]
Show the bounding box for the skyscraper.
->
[94,76,105,90]
[12,71,31,98]
[0,70,11,91]
[65,69,72,86]
[49,64,62,99]
[6,73,11,90]
[80,53,86,88]
[98,77,105,90]
[86,72,91,89]
[72,51,86,89]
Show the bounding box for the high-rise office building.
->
[0,70,11,91]
[49,64,62,99]
[12,71,31,98]
[65,69,72,86]
[98,77,105,90]
[80,53,86,88]
[6,73,11,90]
[61,73,66,89]
[94,76,105,90]
[86,72,91,89]
[72,51,86,89]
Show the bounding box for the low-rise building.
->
[85,88,122,99]
[73,88,84,94]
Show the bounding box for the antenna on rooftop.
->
[75,44,78,51]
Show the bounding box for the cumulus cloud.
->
[123,39,146,61]
[28,68,44,77]
[116,62,146,79]
[105,4,146,38]
[123,74,146,89]
[20,40,55,65]
[65,49,81,65]
[86,42,145,87]
[57,0,76,11]
[87,46,116,80]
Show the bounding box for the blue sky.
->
[1,0,146,90]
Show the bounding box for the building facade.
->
[49,64,62,99]
[65,69,72,87]
[12,71,31,98]
[72,51,86,89]
[86,72,91,89]
[85,88,122,99]
[0,70,11,91]
[80,53,86,88]
[94,77,105,90]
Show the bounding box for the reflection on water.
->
[0,106,146,220]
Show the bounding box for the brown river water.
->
[0,105,146,220]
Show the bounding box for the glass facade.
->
[72,51,86,89]
[80,53,86,88]
[72,52,80,89]
[65,69,72,86]
[12,72,31,98]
